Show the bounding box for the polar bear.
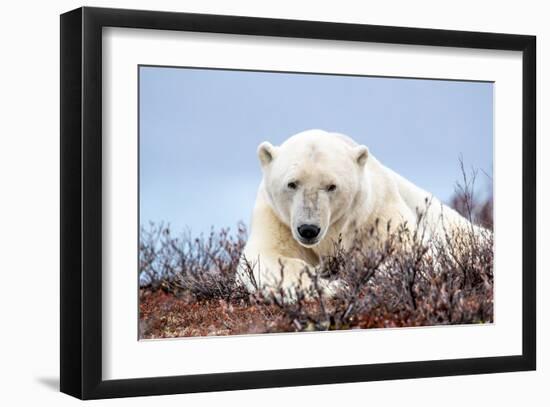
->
[237,129,479,296]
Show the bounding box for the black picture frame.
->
[60,6,536,400]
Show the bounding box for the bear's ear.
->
[257,141,277,167]
[354,145,369,167]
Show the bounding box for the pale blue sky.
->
[139,66,493,236]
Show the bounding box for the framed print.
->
[60,6,536,400]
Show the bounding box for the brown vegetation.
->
[139,211,493,339]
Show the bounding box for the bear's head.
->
[258,130,368,247]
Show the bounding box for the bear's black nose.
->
[298,224,321,240]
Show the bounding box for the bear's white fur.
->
[237,129,477,295]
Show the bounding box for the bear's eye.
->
[327,184,337,192]
[287,181,298,190]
